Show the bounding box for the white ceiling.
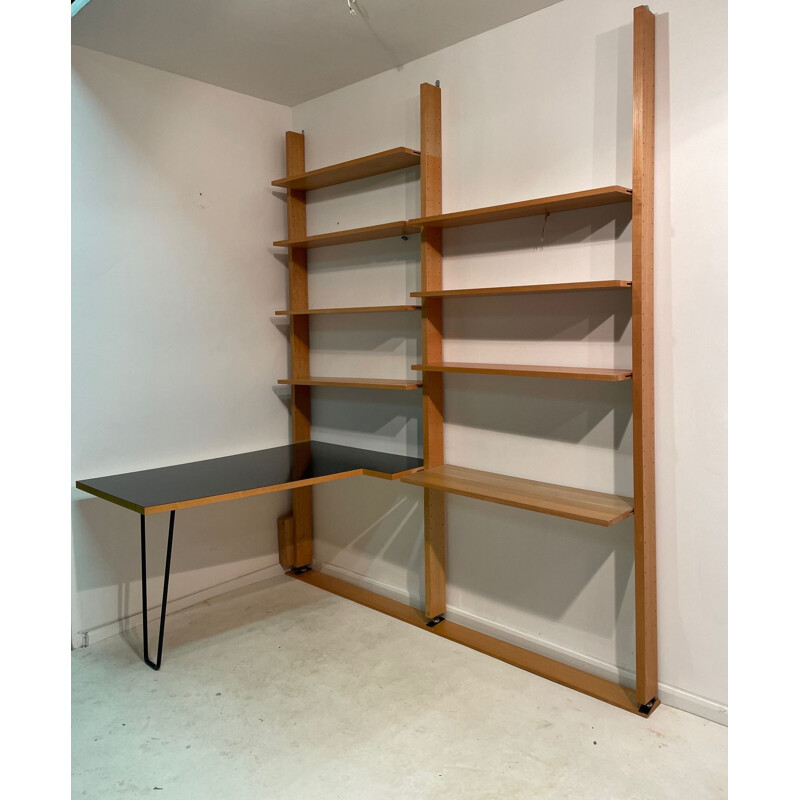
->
[71,0,562,107]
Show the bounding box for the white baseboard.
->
[315,561,728,727]
[74,562,287,649]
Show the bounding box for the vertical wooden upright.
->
[285,131,313,568]
[632,5,657,706]
[419,83,446,619]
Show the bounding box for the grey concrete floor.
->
[72,575,727,799]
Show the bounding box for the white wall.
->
[71,46,292,646]
[292,0,727,722]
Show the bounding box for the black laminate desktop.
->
[75,440,423,669]
[77,440,423,514]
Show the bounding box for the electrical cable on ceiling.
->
[344,0,402,71]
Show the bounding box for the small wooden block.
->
[277,514,295,570]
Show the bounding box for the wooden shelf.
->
[276,305,421,316]
[274,221,419,250]
[409,186,632,229]
[402,465,633,526]
[412,280,631,298]
[412,362,633,381]
[272,147,420,191]
[278,376,422,390]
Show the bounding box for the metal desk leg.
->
[140,510,175,670]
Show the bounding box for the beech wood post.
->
[285,131,313,568]
[419,83,447,619]
[632,4,657,705]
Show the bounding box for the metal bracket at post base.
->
[638,698,658,716]
[426,616,445,628]
[291,565,312,575]
[140,510,176,671]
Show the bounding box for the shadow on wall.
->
[593,22,633,188]
[72,491,289,636]
[311,476,425,605]
[446,496,636,677]
[310,476,635,679]
[444,203,631,258]
[309,312,421,363]
[444,289,631,346]
[444,373,632,451]
[311,386,422,457]
[305,166,421,221]
[305,235,421,308]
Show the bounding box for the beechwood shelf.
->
[278,376,422,390]
[412,362,633,381]
[401,465,633,526]
[271,147,420,191]
[409,186,632,229]
[274,221,419,249]
[276,305,420,316]
[412,280,631,298]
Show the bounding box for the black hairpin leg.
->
[140,510,175,670]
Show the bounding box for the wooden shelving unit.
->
[274,5,658,719]
[276,305,420,316]
[412,362,633,381]
[412,280,631,298]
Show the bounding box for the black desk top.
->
[76,441,424,515]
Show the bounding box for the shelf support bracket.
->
[638,697,658,716]
[139,510,176,671]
